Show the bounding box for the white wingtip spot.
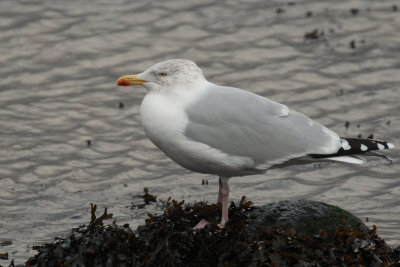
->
[360,144,368,151]
[388,143,395,149]
[377,143,385,150]
[341,139,351,150]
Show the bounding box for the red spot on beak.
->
[117,79,131,86]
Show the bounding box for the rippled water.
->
[1,0,399,264]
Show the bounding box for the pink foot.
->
[217,219,226,229]
[194,219,227,229]
[217,223,226,229]
[193,219,210,230]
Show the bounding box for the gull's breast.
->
[140,92,188,153]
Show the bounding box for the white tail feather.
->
[325,156,366,164]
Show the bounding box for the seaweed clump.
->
[26,195,399,266]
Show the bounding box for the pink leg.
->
[193,176,230,230]
[217,177,223,203]
[218,177,230,228]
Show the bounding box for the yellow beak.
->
[116,74,147,86]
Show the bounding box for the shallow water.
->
[0,0,399,264]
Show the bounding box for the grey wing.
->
[184,85,341,169]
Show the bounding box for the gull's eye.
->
[158,72,167,77]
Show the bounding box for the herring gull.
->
[116,59,395,229]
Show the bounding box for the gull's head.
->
[116,59,206,92]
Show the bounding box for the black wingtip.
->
[311,137,394,159]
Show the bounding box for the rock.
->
[247,199,368,237]
[25,196,398,266]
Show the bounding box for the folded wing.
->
[184,84,341,170]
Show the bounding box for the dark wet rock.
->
[26,197,399,266]
[246,200,368,237]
